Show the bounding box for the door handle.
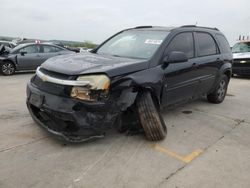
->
[216,58,223,63]
[192,63,199,68]
[36,55,41,57]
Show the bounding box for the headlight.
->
[71,74,110,101]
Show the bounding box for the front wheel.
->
[207,74,229,104]
[1,61,15,75]
[136,92,167,141]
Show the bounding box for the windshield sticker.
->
[145,39,163,45]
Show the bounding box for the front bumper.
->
[27,82,124,142]
[232,65,250,75]
[232,59,250,75]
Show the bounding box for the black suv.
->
[26,25,233,142]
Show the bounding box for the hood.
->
[0,45,10,56]
[41,52,149,77]
[233,52,250,59]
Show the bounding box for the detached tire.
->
[1,61,15,75]
[136,92,167,141]
[207,74,229,104]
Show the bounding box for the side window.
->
[166,32,194,59]
[19,45,39,54]
[197,32,218,56]
[43,45,62,53]
[216,34,231,54]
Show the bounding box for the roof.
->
[130,25,220,32]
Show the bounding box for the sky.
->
[0,0,249,45]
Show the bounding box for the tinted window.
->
[197,32,218,56]
[216,35,231,53]
[43,45,62,53]
[19,45,39,54]
[167,32,194,59]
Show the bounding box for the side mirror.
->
[163,51,188,64]
[20,51,27,56]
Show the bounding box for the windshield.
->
[96,30,169,59]
[9,44,27,53]
[232,42,250,53]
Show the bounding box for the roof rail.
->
[134,26,153,29]
[180,25,219,31]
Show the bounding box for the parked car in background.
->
[26,25,232,142]
[232,41,250,76]
[0,40,17,48]
[0,43,74,75]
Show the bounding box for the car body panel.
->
[41,52,149,77]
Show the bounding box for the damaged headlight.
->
[70,74,110,101]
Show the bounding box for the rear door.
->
[40,45,66,62]
[16,44,42,70]
[193,32,221,96]
[162,32,200,106]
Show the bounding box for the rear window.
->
[216,34,231,53]
[43,45,62,53]
[197,32,218,57]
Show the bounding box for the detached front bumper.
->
[27,82,124,142]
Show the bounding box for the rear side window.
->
[43,45,62,53]
[197,32,218,56]
[166,32,194,59]
[19,45,39,54]
[216,34,231,53]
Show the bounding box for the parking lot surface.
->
[0,73,250,188]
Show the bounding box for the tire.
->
[207,74,229,104]
[136,91,167,141]
[1,61,15,75]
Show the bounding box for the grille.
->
[233,58,250,67]
[31,69,75,97]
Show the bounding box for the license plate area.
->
[29,92,44,107]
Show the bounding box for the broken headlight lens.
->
[70,74,110,101]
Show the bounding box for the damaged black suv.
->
[26,25,233,142]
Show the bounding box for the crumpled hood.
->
[233,52,250,59]
[41,52,148,77]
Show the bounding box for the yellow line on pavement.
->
[152,144,202,163]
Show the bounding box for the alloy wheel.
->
[217,80,226,100]
[2,63,15,75]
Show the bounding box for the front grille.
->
[31,69,74,97]
[39,68,75,80]
[233,58,250,67]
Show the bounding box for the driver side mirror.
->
[20,51,27,56]
[163,51,188,64]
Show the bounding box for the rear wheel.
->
[136,91,167,141]
[1,61,15,75]
[207,74,229,104]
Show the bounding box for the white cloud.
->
[0,0,249,45]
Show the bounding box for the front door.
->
[162,32,200,106]
[16,44,43,70]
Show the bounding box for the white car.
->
[232,41,250,76]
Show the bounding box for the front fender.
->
[111,66,164,107]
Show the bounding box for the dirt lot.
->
[0,73,250,188]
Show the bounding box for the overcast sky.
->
[0,0,249,45]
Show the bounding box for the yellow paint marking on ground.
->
[151,144,203,163]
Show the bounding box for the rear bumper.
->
[26,82,128,142]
